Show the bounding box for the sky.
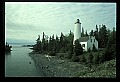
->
[5,2,116,44]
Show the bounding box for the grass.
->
[29,50,116,78]
[51,51,116,78]
[73,59,116,78]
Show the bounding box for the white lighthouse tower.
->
[73,19,81,43]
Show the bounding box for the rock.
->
[29,62,31,64]
[46,65,49,68]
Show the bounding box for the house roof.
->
[79,36,89,42]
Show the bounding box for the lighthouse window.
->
[91,39,92,42]
[94,39,95,42]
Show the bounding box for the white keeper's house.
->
[73,19,98,51]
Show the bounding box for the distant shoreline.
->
[7,42,35,45]
[21,45,34,47]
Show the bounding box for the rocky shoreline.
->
[29,53,116,78]
[29,53,90,77]
[5,44,12,52]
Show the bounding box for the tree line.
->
[32,24,116,65]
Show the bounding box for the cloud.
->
[5,2,116,43]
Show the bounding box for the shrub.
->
[93,54,100,64]
[79,55,86,63]
[56,53,64,59]
[71,55,79,62]
[48,51,56,56]
[64,53,72,59]
[74,39,83,56]
[87,52,94,64]
[88,47,91,52]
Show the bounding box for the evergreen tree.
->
[94,25,99,41]
[87,52,94,64]
[107,28,111,37]
[105,27,116,60]
[66,41,73,54]
[59,32,65,52]
[64,36,69,52]
[42,32,47,52]
[33,35,42,53]
[94,54,100,64]
[85,30,88,36]
[79,55,86,63]
[48,36,52,51]
[74,39,83,56]
[89,30,94,36]
[65,30,74,53]
[55,35,60,52]
[51,34,56,51]
[71,55,79,62]
[68,30,74,43]
[81,27,84,37]
[98,24,108,48]
[87,47,91,52]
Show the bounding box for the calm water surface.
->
[5,44,45,77]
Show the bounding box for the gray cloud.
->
[5,2,116,43]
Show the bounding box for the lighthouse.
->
[73,19,81,44]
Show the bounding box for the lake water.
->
[5,44,45,77]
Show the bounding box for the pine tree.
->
[55,35,60,52]
[33,35,42,53]
[87,47,91,52]
[48,36,52,51]
[59,32,65,52]
[74,39,83,56]
[98,24,108,48]
[94,54,100,64]
[42,32,46,52]
[105,27,116,60]
[51,34,56,51]
[90,30,94,36]
[85,30,88,36]
[87,52,94,64]
[70,42,74,54]
[79,55,86,63]
[81,27,84,37]
[94,25,99,41]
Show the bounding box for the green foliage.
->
[55,35,60,52]
[33,24,116,65]
[89,30,94,36]
[81,27,85,37]
[56,53,64,59]
[85,30,88,36]
[63,53,72,59]
[103,27,116,61]
[87,52,94,64]
[74,59,116,78]
[93,54,100,64]
[94,25,99,41]
[79,55,86,63]
[48,51,56,56]
[87,47,91,52]
[74,39,83,56]
[33,35,42,53]
[98,24,108,48]
[71,55,79,62]
[33,31,74,55]
[92,44,98,52]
